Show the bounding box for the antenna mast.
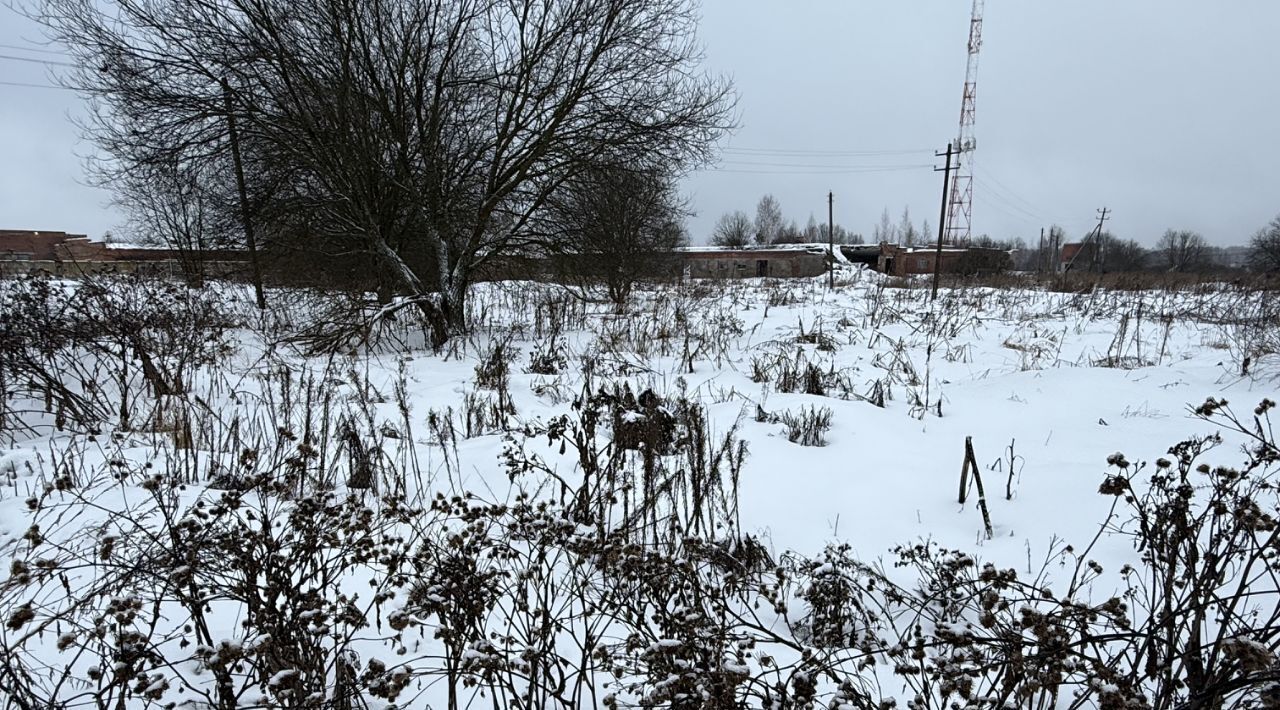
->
[945,0,984,245]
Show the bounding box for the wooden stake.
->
[963,436,994,539]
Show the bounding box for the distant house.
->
[1,229,247,278]
[0,230,189,263]
[875,243,1011,277]
[0,230,88,261]
[1059,241,1099,272]
[679,245,829,279]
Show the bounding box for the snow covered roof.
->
[101,241,168,251]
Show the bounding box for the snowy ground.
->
[1,268,1276,707]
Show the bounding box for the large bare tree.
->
[541,163,687,309]
[711,211,752,248]
[37,0,734,346]
[753,194,782,245]
[1248,215,1280,273]
[1158,229,1209,273]
[115,159,238,287]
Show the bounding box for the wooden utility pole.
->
[932,143,955,301]
[1039,227,1046,274]
[827,191,835,289]
[1092,207,1111,273]
[221,77,267,310]
[1064,207,1110,273]
[1051,227,1062,274]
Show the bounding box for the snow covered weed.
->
[0,273,236,441]
[2,271,1280,708]
[776,405,833,447]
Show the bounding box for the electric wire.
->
[974,165,1062,222]
[721,147,933,157]
[0,43,68,56]
[0,79,74,90]
[974,190,1043,231]
[973,176,1047,223]
[0,52,77,68]
[717,158,936,170]
[705,164,934,176]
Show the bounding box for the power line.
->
[974,193,1057,235]
[974,165,1056,219]
[973,176,1047,223]
[0,79,75,90]
[972,169,1092,232]
[719,158,938,170]
[721,147,932,157]
[973,188,1090,235]
[706,164,933,176]
[973,172,1043,217]
[0,43,68,56]
[0,52,77,68]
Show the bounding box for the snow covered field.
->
[1,269,1277,708]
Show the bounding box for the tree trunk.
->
[370,233,454,348]
[441,278,468,336]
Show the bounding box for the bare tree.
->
[712,211,752,247]
[898,206,918,247]
[1248,214,1280,273]
[773,220,802,244]
[754,194,783,245]
[542,163,686,309]
[822,223,857,245]
[1045,225,1067,273]
[873,207,896,244]
[804,214,820,243]
[116,159,238,287]
[1098,233,1149,272]
[37,0,735,347]
[1158,229,1209,273]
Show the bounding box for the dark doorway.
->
[756,259,768,277]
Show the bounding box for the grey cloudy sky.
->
[3,1,1278,246]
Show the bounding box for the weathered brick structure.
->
[876,243,1011,277]
[0,230,89,260]
[0,230,247,279]
[680,246,828,279]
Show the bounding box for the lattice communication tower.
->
[945,0,984,244]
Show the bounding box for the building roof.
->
[680,243,833,257]
[0,230,88,259]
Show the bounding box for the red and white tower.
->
[945,0,984,245]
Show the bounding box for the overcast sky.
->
[3,1,1278,246]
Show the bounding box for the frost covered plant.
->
[0,273,234,435]
[510,382,747,543]
[812,399,1280,710]
[1091,397,1280,709]
[525,336,567,375]
[787,543,885,652]
[1216,289,1280,377]
[473,340,511,390]
[0,445,425,709]
[878,538,1137,710]
[778,405,832,447]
